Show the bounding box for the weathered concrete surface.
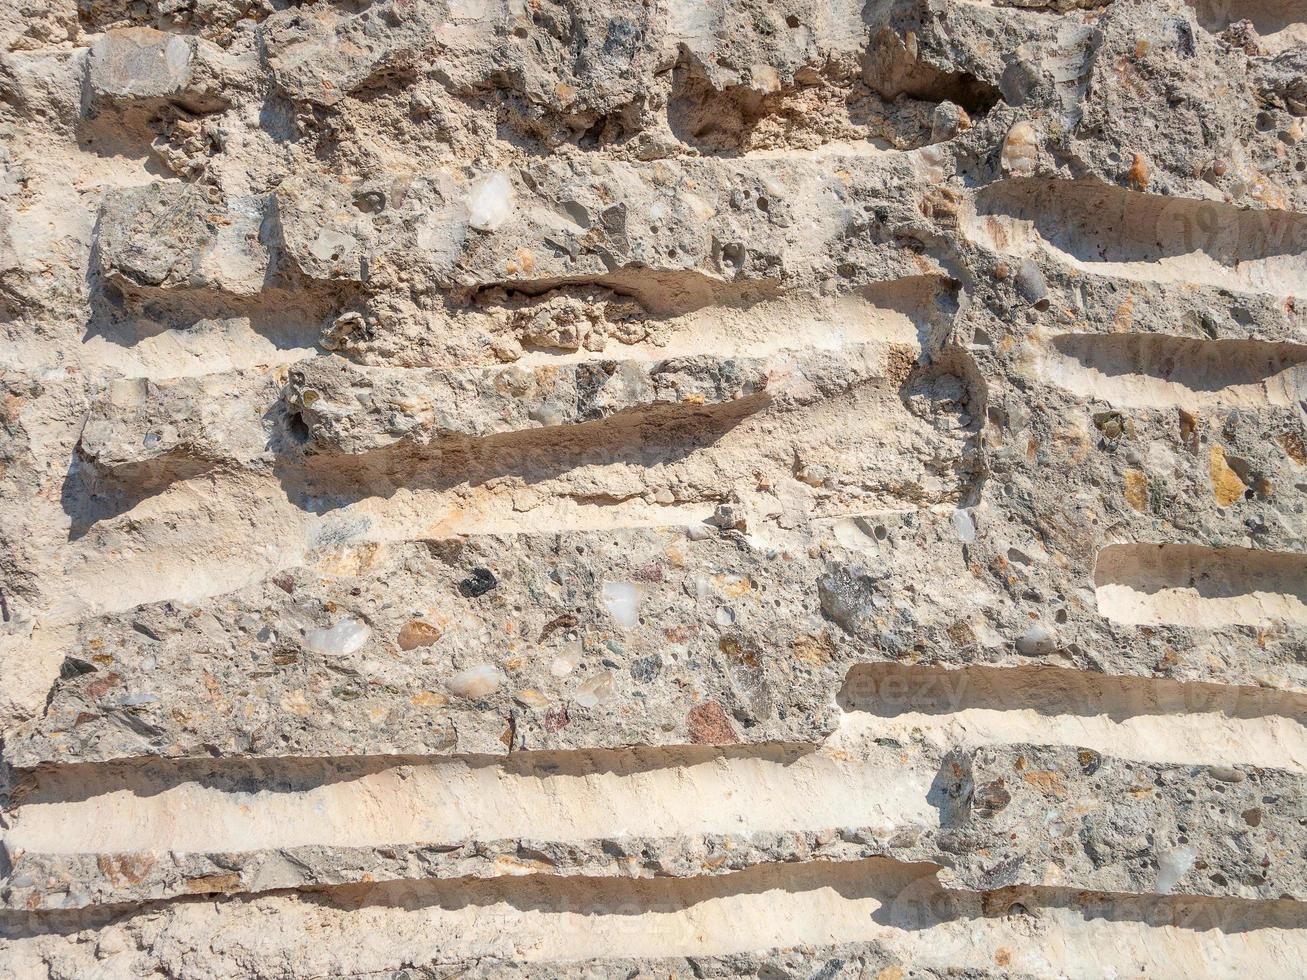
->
[1,0,1305,974]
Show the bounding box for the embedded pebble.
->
[466,172,514,231]
[304,618,371,656]
[573,669,617,708]
[445,664,506,699]
[1155,845,1197,893]
[550,644,583,678]
[1208,766,1246,783]
[1001,121,1039,175]
[952,508,976,543]
[1015,624,1055,656]
[601,581,641,628]
[397,620,442,651]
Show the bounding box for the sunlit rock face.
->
[2,0,1307,975]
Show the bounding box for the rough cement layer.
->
[1,0,1306,975]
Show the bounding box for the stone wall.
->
[2,0,1306,975]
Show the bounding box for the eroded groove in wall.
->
[836,662,1307,770]
[1038,333,1307,409]
[4,859,1307,977]
[1186,0,1307,51]
[1094,543,1307,628]
[962,179,1307,295]
[9,733,1307,909]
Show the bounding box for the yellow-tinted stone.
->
[1124,469,1148,512]
[1209,445,1247,507]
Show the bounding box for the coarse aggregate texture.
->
[1,0,1306,975]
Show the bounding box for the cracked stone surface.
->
[1,0,1306,975]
